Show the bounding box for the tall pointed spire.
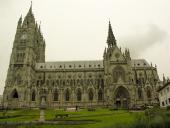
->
[22,1,35,28]
[29,1,33,14]
[107,21,116,47]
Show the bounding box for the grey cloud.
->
[119,24,167,57]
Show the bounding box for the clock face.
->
[21,34,27,40]
[115,53,120,58]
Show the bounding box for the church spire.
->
[27,1,34,17]
[22,1,35,28]
[28,1,33,14]
[107,21,116,47]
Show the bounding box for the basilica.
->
[3,5,160,109]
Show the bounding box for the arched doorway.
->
[11,89,19,98]
[10,89,19,108]
[114,86,130,109]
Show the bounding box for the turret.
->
[125,48,131,61]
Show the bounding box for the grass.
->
[0,109,39,122]
[0,108,169,128]
[0,108,140,128]
[45,108,139,128]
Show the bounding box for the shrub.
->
[87,107,95,111]
[150,115,165,128]
[167,106,170,110]
[144,107,160,118]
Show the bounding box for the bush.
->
[87,107,95,111]
[167,106,170,110]
[150,115,165,128]
[144,107,160,118]
[109,107,118,111]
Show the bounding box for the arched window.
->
[31,90,36,101]
[65,89,70,101]
[77,89,81,101]
[146,87,151,98]
[113,66,125,82]
[63,80,65,86]
[37,80,39,86]
[53,89,58,101]
[98,89,103,101]
[138,88,143,99]
[88,89,93,101]
[15,74,22,84]
[12,89,18,98]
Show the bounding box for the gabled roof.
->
[36,59,151,70]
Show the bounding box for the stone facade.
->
[3,5,160,109]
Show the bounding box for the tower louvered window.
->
[16,52,25,62]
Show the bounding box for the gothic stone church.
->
[3,6,160,109]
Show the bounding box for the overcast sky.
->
[0,0,170,94]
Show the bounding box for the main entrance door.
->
[114,86,130,109]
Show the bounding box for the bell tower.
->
[3,4,45,108]
[103,22,134,108]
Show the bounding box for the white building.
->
[158,82,170,107]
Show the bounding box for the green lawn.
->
[0,109,39,122]
[45,108,140,128]
[0,108,169,128]
[0,108,143,128]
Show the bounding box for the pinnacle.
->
[26,1,34,17]
[107,21,116,47]
[29,1,33,14]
